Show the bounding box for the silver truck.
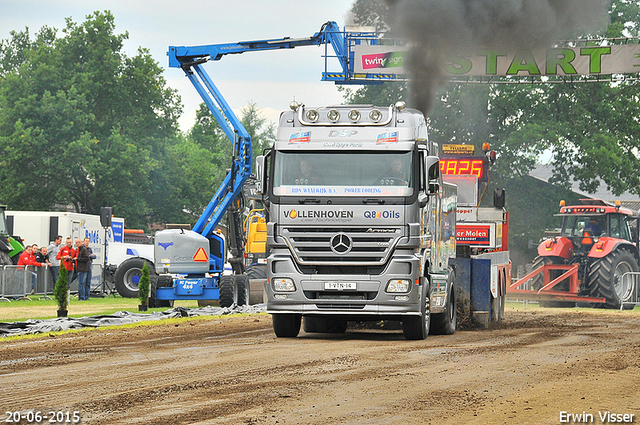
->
[258,102,457,340]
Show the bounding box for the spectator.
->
[17,244,44,294]
[83,237,97,294]
[57,237,77,285]
[75,238,91,301]
[47,235,63,283]
[35,246,52,266]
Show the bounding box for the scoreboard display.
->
[440,157,488,181]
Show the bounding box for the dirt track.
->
[1,307,639,425]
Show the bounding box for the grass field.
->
[0,294,201,322]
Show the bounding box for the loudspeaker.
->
[100,207,113,227]
[493,188,506,209]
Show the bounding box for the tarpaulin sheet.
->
[0,304,266,337]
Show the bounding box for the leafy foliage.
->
[344,0,640,264]
[54,266,69,312]
[0,11,180,228]
[138,261,150,305]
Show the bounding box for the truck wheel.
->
[587,249,638,309]
[431,282,456,335]
[114,258,154,298]
[272,314,301,338]
[234,274,248,306]
[149,275,174,308]
[303,316,348,333]
[219,275,235,308]
[531,256,575,308]
[403,283,431,340]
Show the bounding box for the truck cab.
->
[261,102,457,339]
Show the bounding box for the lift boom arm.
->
[167,22,346,239]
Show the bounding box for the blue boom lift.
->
[152,22,387,307]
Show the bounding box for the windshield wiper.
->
[362,198,386,205]
[298,198,321,204]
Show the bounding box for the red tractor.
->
[509,199,639,309]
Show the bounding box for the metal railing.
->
[1,265,57,302]
[0,264,108,302]
[620,272,640,310]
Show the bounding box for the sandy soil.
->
[1,307,639,425]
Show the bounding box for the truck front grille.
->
[281,226,401,265]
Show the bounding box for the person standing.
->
[57,237,77,285]
[75,239,91,301]
[17,244,44,294]
[83,237,97,294]
[47,235,63,284]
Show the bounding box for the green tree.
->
[240,102,275,155]
[0,11,182,228]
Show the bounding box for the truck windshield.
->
[272,151,414,197]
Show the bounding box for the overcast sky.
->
[1,0,355,130]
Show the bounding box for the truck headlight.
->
[386,279,410,293]
[273,278,296,292]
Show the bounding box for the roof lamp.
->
[327,109,340,123]
[369,109,382,123]
[305,109,319,122]
[348,109,361,123]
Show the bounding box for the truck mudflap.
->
[450,257,492,328]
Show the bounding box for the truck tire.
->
[402,283,431,340]
[272,314,301,338]
[531,256,575,308]
[149,275,174,308]
[587,249,637,309]
[219,275,235,308]
[303,316,348,333]
[431,282,456,335]
[114,258,154,298]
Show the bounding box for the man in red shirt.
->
[57,237,77,284]
[17,244,43,294]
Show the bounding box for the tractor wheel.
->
[245,264,267,280]
[587,249,638,309]
[531,256,575,308]
[0,250,12,266]
[219,275,235,308]
[149,275,174,308]
[272,314,301,338]
[234,274,249,306]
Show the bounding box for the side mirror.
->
[426,156,440,196]
[255,155,265,195]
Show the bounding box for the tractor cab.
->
[556,199,634,255]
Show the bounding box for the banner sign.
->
[354,44,640,77]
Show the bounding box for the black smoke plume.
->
[392,0,611,114]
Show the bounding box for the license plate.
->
[324,282,357,291]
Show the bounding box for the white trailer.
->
[5,210,153,297]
